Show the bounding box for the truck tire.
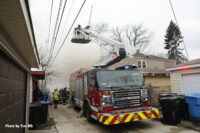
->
[84,102,93,122]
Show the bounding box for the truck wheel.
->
[85,102,93,122]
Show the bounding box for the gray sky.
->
[30,0,200,89]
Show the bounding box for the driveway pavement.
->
[51,104,199,133]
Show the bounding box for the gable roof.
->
[133,52,172,61]
[108,57,172,74]
[108,57,136,68]
[167,58,200,71]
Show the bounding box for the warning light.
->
[124,65,131,69]
[104,91,111,95]
[116,65,137,70]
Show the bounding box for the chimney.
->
[136,49,140,54]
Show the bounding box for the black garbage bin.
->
[159,96,183,125]
[159,94,189,119]
[177,95,189,120]
[29,102,41,128]
[159,93,178,98]
[39,101,49,124]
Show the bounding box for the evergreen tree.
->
[164,21,188,64]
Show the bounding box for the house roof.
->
[108,57,171,74]
[107,49,175,74]
[167,58,200,71]
[108,57,136,68]
[133,52,172,61]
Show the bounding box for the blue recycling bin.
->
[40,92,48,101]
[185,93,200,122]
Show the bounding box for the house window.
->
[88,71,97,88]
[142,61,146,68]
[137,60,147,68]
[138,61,141,68]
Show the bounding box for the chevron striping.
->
[125,113,134,123]
[138,112,147,120]
[99,115,104,122]
[97,109,159,125]
[155,110,159,116]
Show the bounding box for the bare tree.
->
[44,68,58,85]
[38,45,59,89]
[125,24,153,52]
[111,27,124,42]
[91,22,109,35]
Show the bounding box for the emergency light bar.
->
[116,65,137,70]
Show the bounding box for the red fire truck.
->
[69,65,159,125]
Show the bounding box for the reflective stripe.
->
[97,109,159,125]
[121,114,129,123]
[99,115,104,122]
[104,117,109,125]
[155,110,159,115]
[53,91,59,100]
[125,113,134,123]
[142,111,151,119]
[109,115,118,125]
[138,112,147,120]
[91,106,98,112]
[91,115,97,120]
[102,116,109,124]
[147,110,155,118]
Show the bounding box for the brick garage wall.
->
[144,76,171,87]
[148,86,171,107]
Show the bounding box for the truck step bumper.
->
[97,107,159,125]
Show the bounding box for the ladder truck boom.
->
[71,25,127,66]
[80,28,124,48]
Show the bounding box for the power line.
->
[169,0,190,60]
[48,0,63,63]
[49,0,87,66]
[49,0,63,59]
[50,0,68,61]
[169,0,179,26]
[58,0,76,44]
[47,0,54,58]
[88,5,93,26]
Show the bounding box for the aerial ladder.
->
[71,25,129,67]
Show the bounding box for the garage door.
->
[0,51,26,133]
[182,74,200,94]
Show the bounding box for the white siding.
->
[170,67,200,94]
[170,71,182,93]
